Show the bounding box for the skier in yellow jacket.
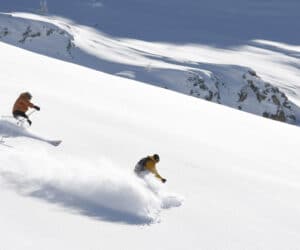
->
[134,154,167,183]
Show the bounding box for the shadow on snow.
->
[0,171,154,225]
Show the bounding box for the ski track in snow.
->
[0,120,183,224]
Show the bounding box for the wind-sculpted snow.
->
[0,139,183,224]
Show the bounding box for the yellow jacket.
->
[144,156,164,181]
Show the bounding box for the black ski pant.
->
[13,110,29,120]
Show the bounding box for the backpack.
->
[134,157,150,173]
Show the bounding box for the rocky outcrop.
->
[0,27,9,38]
[238,71,296,123]
[18,26,41,43]
[187,73,220,103]
[186,69,296,124]
[0,14,75,59]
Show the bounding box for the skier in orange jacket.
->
[12,92,40,126]
[134,154,167,183]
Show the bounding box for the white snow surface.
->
[1,39,300,250]
[0,1,300,250]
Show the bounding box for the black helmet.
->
[153,154,160,162]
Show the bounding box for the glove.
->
[161,178,167,183]
[34,105,40,111]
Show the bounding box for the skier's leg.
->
[13,111,32,125]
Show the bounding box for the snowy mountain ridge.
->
[187,69,296,123]
[1,12,299,125]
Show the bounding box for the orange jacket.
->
[13,93,34,113]
[143,156,164,181]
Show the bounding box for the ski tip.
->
[49,140,62,146]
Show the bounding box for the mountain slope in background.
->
[1,0,300,45]
[1,10,299,124]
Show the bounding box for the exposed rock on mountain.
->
[187,69,296,124]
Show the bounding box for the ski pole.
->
[27,109,36,117]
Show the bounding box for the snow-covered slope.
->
[1,1,300,249]
[1,38,300,250]
[0,6,299,125]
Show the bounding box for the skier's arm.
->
[153,168,167,183]
[23,99,34,108]
[26,100,40,110]
[153,169,163,181]
[145,163,164,181]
